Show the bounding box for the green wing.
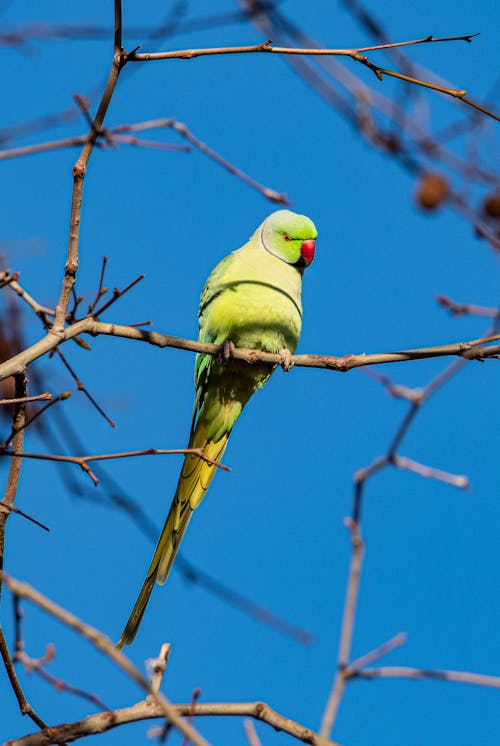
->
[190,252,237,436]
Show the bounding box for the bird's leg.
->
[217,338,235,364]
[278,348,294,372]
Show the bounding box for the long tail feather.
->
[116,430,229,648]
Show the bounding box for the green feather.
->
[117,209,317,648]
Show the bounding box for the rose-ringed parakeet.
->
[117,209,317,648]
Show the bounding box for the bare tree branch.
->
[7,699,339,746]
[1,572,210,746]
[126,37,499,121]
[51,1,125,333]
[353,666,500,688]
[0,447,231,486]
[0,314,499,382]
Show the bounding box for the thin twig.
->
[91,273,145,317]
[149,643,171,694]
[0,393,52,406]
[0,627,48,731]
[87,257,108,315]
[244,719,263,746]
[51,0,126,333]
[51,347,116,428]
[346,632,407,675]
[0,119,286,204]
[0,447,231,486]
[437,295,500,318]
[0,503,50,532]
[165,120,289,204]
[353,666,500,688]
[16,646,111,711]
[126,36,499,121]
[110,134,190,151]
[1,392,71,447]
[127,34,477,62]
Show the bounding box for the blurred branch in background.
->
[319,307,500,738]
[241,0,500,249]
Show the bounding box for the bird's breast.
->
[207,275,302,353]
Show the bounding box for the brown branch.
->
[1,572,210,746]
[244,719,263,746]
[51,347,116,428]
[180,688,203,746]
[0,375,27,596]
[4,275,118,428]
[1,316,499,382]
[346,632,407,675]
[353,666,500,688]
[1,392,71,447]
[363,64,500,122]
[15,646,110,712]
[162,120,289,204]
[0,378,48,731]
[0,503,50,533]
[51,1,125,333]
[0,447,231,487]
[0,393,52,406]
[126,36,499,121]
[110,134,190,151]
[7,699,339,746]
[87,257,108,314]
[0,629,48,733]
[91,273,145,317]
[4,278,55,318]
[127,34,476,62]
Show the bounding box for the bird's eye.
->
[283,233,291,241]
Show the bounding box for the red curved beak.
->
[300,239,316,266]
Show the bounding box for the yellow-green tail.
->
[116,430,229,648]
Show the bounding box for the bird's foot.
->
[218,338,235,364]
[278,348,294,372]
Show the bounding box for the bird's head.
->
[260,210,317,269]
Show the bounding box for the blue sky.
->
[1,2,499,746]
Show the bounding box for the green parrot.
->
[117,209,317,648]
